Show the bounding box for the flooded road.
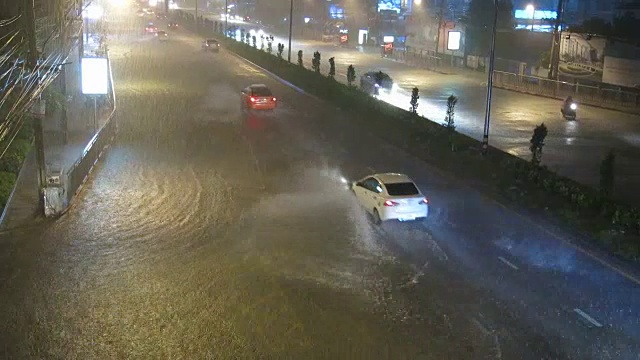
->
[0,4,637,360]
[0,9,492,360]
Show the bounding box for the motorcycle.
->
[561,102,577,120]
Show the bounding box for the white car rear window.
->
[385,182,419,196]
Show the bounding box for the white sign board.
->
[447,31,461,51]
[81,57,109,95]
[383,36,395,43]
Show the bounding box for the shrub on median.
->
[0,117,33,212]
[216,33,640,259]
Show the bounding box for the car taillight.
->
[250,97,256,102]
[420,198,429,205]
[384,200,399,207]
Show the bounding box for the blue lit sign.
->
[514,9,557,20]
[329,4,344,19]
[378,0,401,13]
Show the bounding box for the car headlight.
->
[570,103,577,110]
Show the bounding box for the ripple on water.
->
[54,147,220,266]
[226,166,391,305]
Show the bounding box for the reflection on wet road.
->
[1,4,639,360]
[0,8,490,360]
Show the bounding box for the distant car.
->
[155,30,168,40]
[145,22,158,33]
[168,22,179,29]
[351,173,429,224]
[143,8,154,15]
[156,13,167,19]
[202,39,220,52]
[136,9,145,17]
[360,71,394,95]
[240,84,277,111]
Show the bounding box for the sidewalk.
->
[0,43,111,232]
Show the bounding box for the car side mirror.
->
[354,181,363,187]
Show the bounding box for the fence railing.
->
[43,51,117,217]
[391,49,443,72]
[64,52,117,208]
[492,71,640,112]
[393,48,640,113]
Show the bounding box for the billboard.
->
[514,9,556,20]
[447,31,461,50]
[329,4,344,19]
[81,57,109,95]
[378,0,401,13]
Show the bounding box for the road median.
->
[179,14,640,263]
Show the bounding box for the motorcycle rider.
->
[562,96,575,114]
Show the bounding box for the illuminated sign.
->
[447,31,461,51]
[329,4,344,19]
[514,9,556,20]
[383,35,394,43]
[81,57,109,95]
[378,0,401,13]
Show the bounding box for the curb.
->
[225,50,322,102]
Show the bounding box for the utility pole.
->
[24,0,47,212]
[195,0,198,33]
[547,0,565,80]
[287,0,293,62]
[434,0,445,56]
[78,0,84,62]
[481,0,499,155]
[224,0,228,35]
[60,2,69,145]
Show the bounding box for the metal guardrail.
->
[391,49,442,72]
[492,71,640,112]
[392,48,640,113]
[62,52,117,211]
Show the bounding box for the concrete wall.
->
[602,56,640,88]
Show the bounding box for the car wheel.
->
[372,208,381,225]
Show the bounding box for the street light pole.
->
[481,0,499,155]
[224,0,228,35]
[195,0,198,33]
[530,7,535,31]
[287,0,293,62]
[434,0,445,56]
[548,0,565,80]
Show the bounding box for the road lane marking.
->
[497,256,519,270]
[367,166,376,173]
[490,195,640,286]
[472,317,492,336]
[573,308,603,328]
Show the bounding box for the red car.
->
[145,23,157,33]
[241,84,277,111]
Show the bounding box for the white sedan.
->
[351,173,429,224]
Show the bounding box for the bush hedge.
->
[0,118,33,214]
[189,15,640,260]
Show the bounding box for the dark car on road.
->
[168,21,179,29]
[202,39,220,52]
[360,71,394,95]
